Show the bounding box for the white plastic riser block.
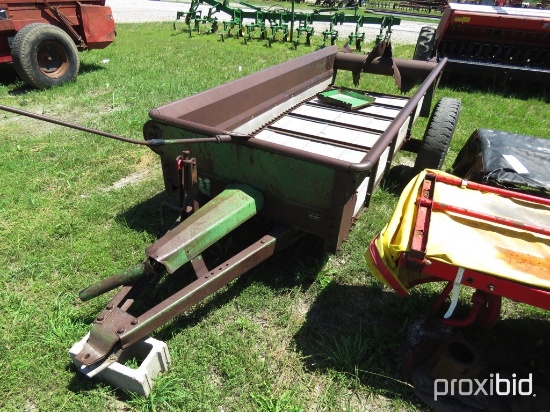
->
[69,333,171,397]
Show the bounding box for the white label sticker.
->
[502,155,529,174]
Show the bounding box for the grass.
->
[1,21,549,411]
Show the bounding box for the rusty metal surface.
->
[70,46,449,370]
[1,1,113,46]
[246,90,414,251]
[148,54,446,174]
[177,151,200,218]
[333,54,438,82]
[246,58,445,175]
[148,51,438,141]
[78,262,148,302]
[76,224,304,366]
[129,225,304,348]
[4,1,106,31]
[148,46,338,131]
[0,48,446,257]
[75,283,146,365]
[326,169,359,253]
[78,2,116,49]
[76,308,135,364]
[349,57,447,173]
[42,0,86,47]
[145,50,447,253]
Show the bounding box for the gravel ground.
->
[106,0,436,44]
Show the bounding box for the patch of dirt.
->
[23,399,38,412]
[0,108,58,138]
[0,100,117,141]
[101,170,151,192]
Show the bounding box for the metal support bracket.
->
[42,0,86,48]
[444,267,464,319]
[76,224,303,366]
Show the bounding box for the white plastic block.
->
[69,333,171,397]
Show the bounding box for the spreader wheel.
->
[413,97,461,175]
[413,26,436,61]
[11,23,80,89]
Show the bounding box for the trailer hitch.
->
[75,184,304,368]
[73,149,306,369]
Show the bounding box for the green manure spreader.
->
[1,44,461,372]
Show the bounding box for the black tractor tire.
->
[11,23,80,89]
[413,97,461,175]
[412,26,436,61]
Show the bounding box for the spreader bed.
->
[145,47,439,252]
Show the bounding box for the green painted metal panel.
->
[152,125,336,210]
[146,183,264,274]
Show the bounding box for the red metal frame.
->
[445,11,550,32]
[437,5,550,46]
[428,285,502,329]
[0,1,115,62]
[415,174,550,239]
[368,172,550,328]
[368,236,409,297]
[403,257,550,311]
[433,4,550,83]
[433,173,550,207]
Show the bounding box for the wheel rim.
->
[36,41,69,79]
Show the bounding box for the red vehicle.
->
[413,3,550,84]
[0,0,115,88]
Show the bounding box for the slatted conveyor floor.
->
[253,92,410,163]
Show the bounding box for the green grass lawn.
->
[0,22,549,411]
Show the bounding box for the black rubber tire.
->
[412,26,436,61]
[413,97,461,174]
[11,23,80,89]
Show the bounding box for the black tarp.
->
[452,129,550,197]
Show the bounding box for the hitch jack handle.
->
[0,104,251,146]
